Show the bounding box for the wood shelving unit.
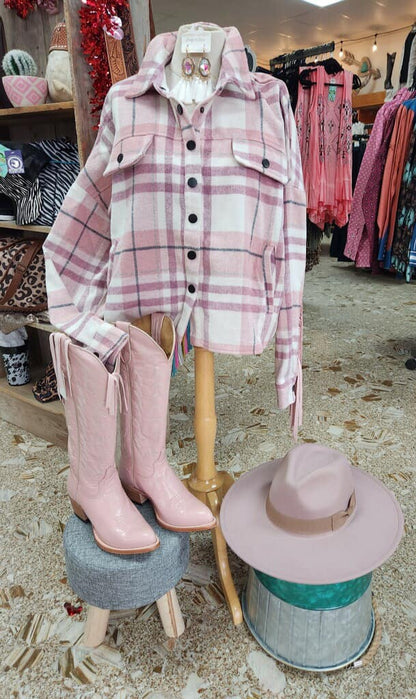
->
[0,372,66,447]
[0,101,74,122]
[352,90,386,125]
[0,1,149,446]
[0,221,50,234]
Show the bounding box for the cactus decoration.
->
[2,50,38,77]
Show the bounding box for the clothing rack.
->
[270,41,335,71]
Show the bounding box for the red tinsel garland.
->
[4,0,36,19]
[79,0,128,121]
[4,0,58,18]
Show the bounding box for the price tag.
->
[328,78,337,102]
[5,150,24,174]
[0,147,8,178]
[181,28,212,54]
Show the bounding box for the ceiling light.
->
[300,0,344,7]
[339,41,344,59]
[372,34,378,52]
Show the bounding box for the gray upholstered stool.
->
[63,501,190,648]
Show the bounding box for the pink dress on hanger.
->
[296,66,353,229]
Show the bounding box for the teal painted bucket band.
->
[254,570,372,610]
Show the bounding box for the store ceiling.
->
[151,0,416,67]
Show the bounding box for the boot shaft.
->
[50,334,123,481]
[117,315,175,478]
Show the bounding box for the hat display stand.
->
[63,501,189,648]
[243,568,377,671]
[221,443,403,671]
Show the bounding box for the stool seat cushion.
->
[63,501,190,610]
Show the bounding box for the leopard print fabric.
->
[0,237,47,313]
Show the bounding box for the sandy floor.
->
[0,246,415,698]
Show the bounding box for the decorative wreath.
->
[3,0,59,19]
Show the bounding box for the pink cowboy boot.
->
[50,333,159,555]
[116,315,216,532]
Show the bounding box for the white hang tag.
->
[181,29,212,55]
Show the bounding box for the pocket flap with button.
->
[104,134,154,176]
[232,139,288,185]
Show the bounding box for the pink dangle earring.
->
[182,47,195,79]
[198,46,211,79]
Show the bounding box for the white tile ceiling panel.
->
[151,0,416,66]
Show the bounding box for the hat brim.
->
[220,459,404,584]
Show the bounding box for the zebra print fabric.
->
[31,139,79,226]
[0,175,42,225]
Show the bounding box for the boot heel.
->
[122,483,148,505]
[70,497,88,521]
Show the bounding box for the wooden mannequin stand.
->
[187,348,243,625]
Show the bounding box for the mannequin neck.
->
[165,24,226,100]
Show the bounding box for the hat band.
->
[266,490,356,535]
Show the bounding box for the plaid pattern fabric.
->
[43,25,306,413]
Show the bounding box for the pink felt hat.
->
[220,443,403,584]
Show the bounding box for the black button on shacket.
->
[187,250,197,260]
[262,158,270,168]
[117,153,124,163]
[188,214,198,224]
[177,104,183,115]
[188,284,196,294]
[186,140,196,150]
[187,177,198,188]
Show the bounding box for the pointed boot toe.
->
[122,466,217,532]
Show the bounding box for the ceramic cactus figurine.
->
[2,50,38,77]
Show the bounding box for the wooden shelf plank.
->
[0,373,67,448]
[0,101,74,121]
[352,91,386,109]
[0,221,51,234]
[26,320,56,333]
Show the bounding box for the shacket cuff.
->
[96,323,129,369]
[276,381,296,410]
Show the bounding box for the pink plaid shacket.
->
[43,25,306,430]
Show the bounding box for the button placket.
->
[183,129,202,302]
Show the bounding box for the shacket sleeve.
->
[43,92,128,366]
[275,84,307,434]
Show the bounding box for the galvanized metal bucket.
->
[242,567,375,672]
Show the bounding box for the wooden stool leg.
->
[156,589,185,638]
[187,347,243,626]
[82,606,110,648]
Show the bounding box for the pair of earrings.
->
[182,50,211,80]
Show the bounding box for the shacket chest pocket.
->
[103,134,154,285]
[104,134,154,179]
[232,139,289,188]
[232,139,288,314]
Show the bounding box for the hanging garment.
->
[391,118,416,278]
[43,25,307,415]
[399,28,416,87]
[377,102,415,268]
[295,66,353,230]
[330,137,368,261]
[345,88,414,267]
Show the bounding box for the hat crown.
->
[49,23,68,53]
[269,444,354,522]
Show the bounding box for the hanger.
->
[299,66,361,90]
[270,41,335,71]
[299,67,344,88]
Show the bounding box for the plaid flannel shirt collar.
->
[124,24,256,101]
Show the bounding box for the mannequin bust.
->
[165,23,226,104]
